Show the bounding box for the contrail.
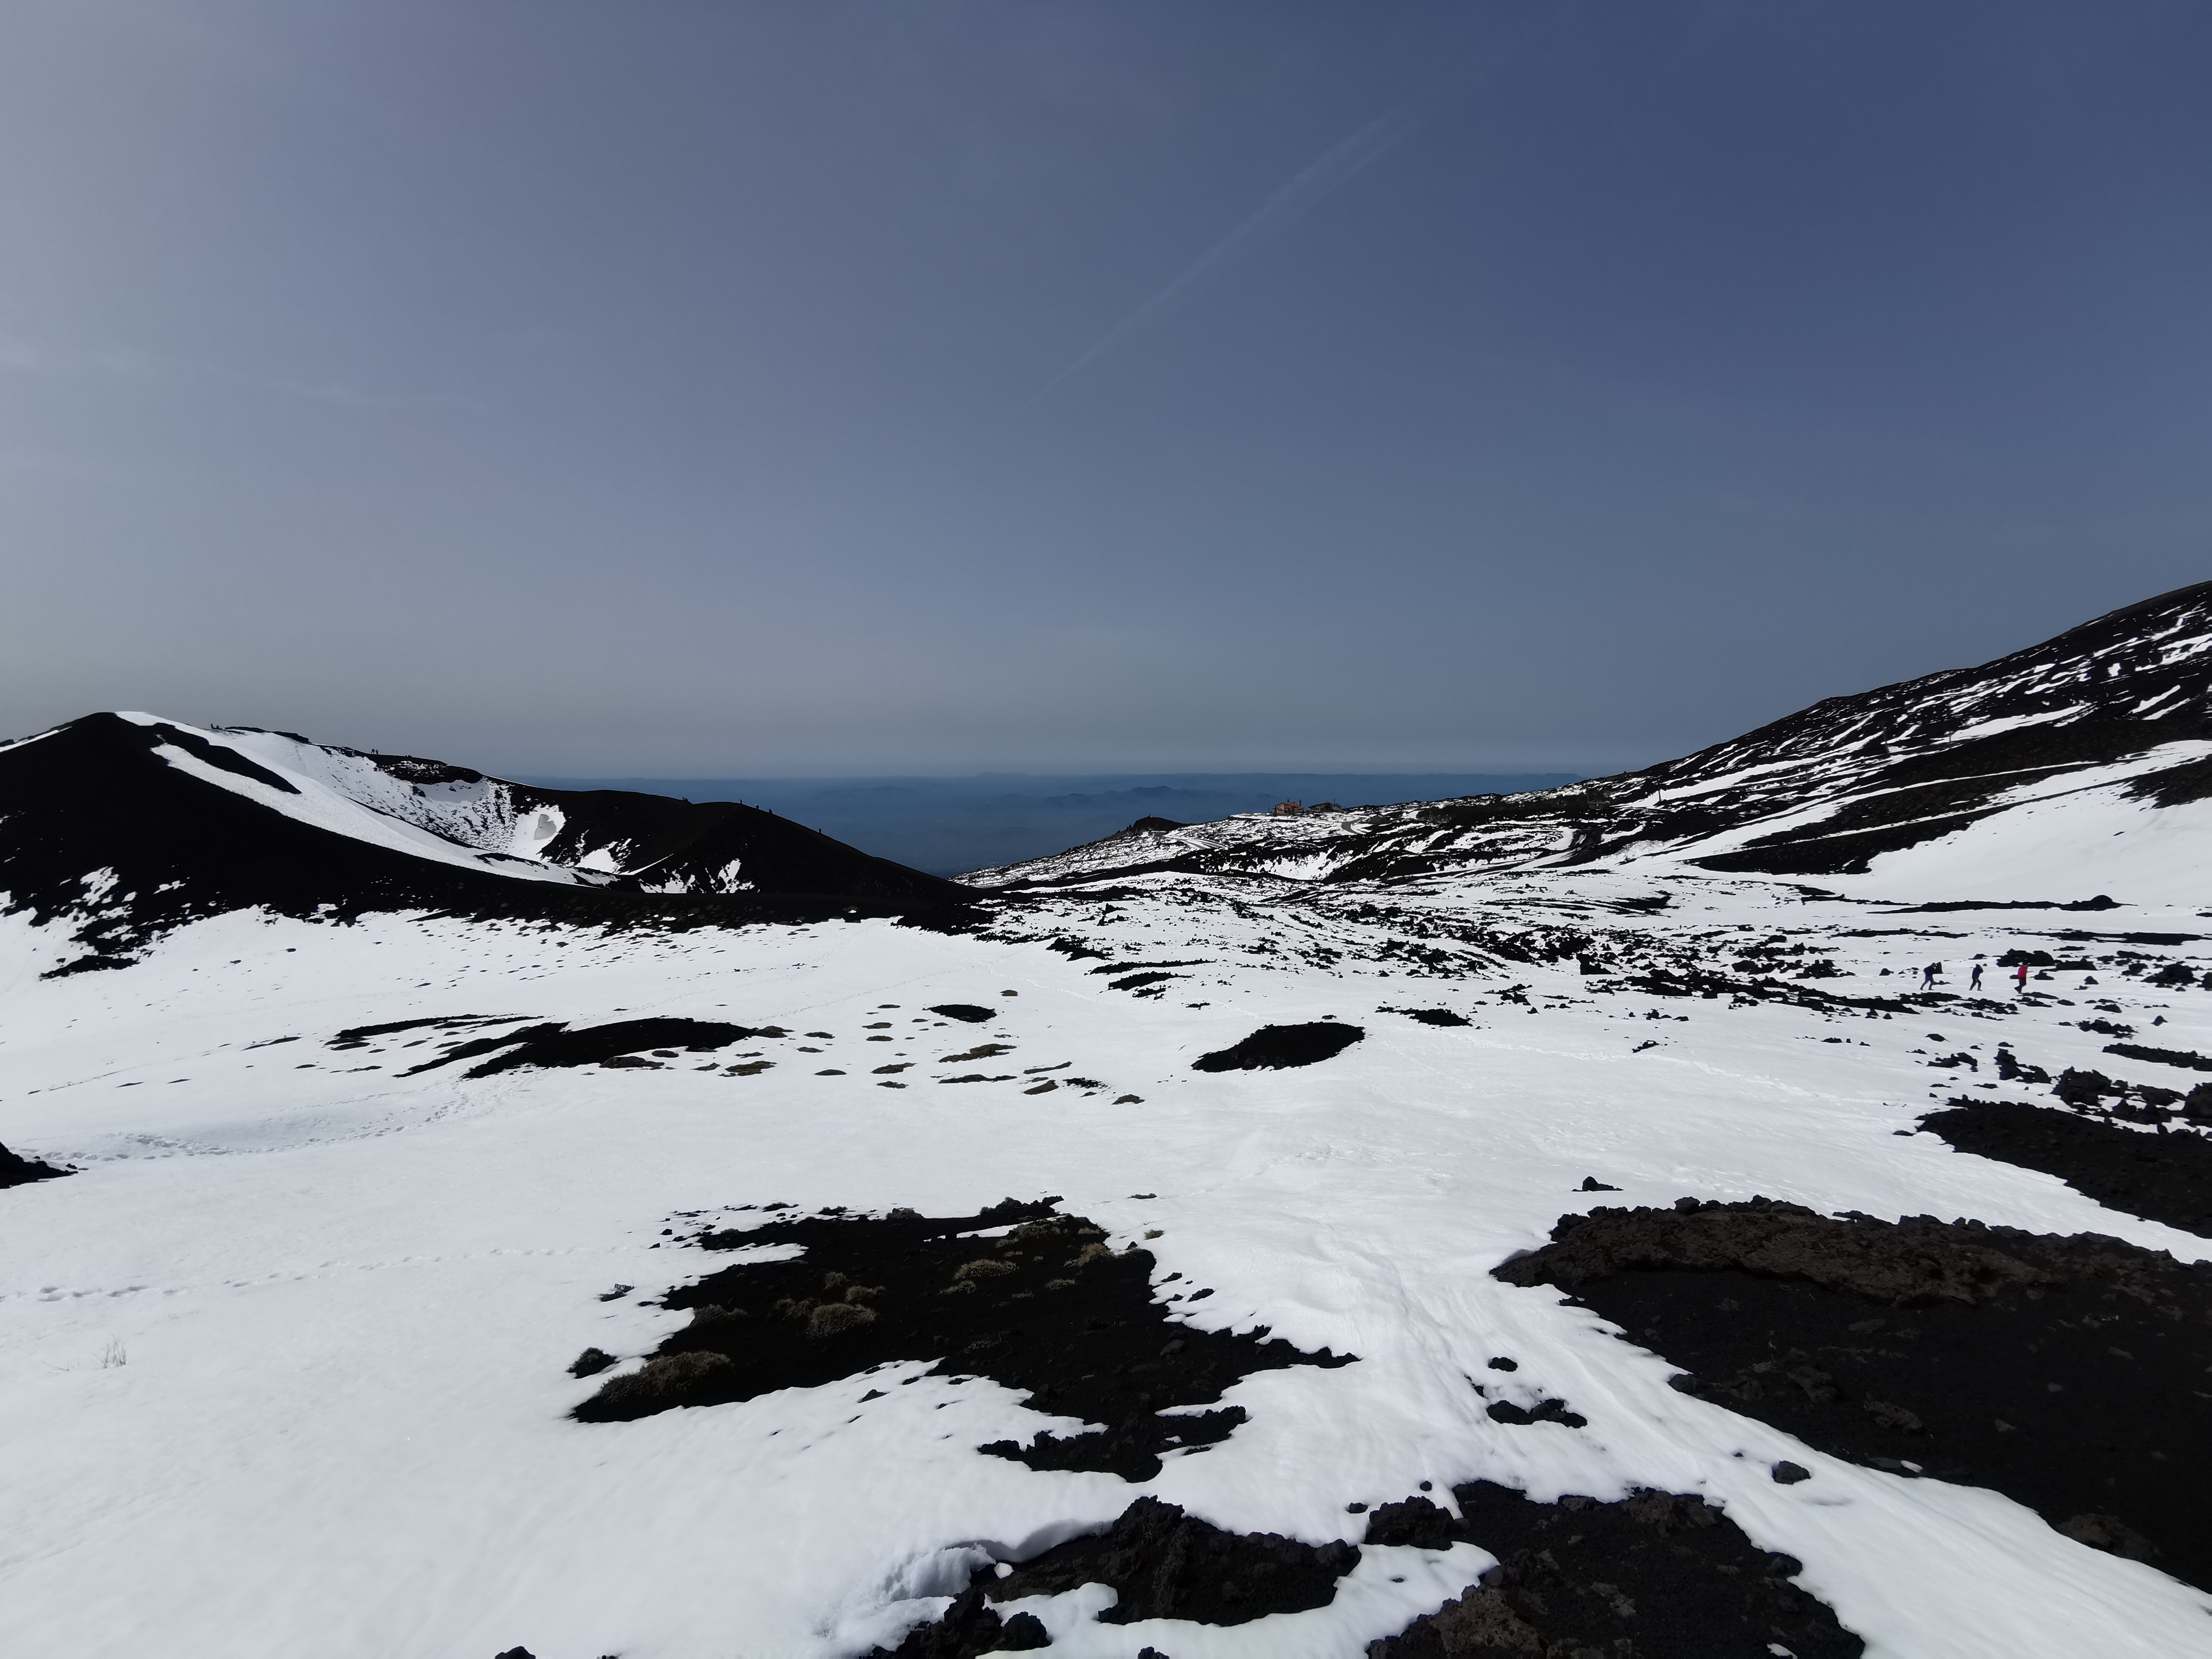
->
[1026,108,1414,406]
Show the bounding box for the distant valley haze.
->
[512,771,1585,875]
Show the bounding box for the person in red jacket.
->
[2014,962,2030,993]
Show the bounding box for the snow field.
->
[3,876,2212,1657]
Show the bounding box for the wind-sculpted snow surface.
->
[8,586,2212,1657]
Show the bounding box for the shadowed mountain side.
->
[0,715,968,973]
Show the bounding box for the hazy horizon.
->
[510,767,1586,874]
[6,3,2209,777]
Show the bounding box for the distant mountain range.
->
[974,580,2212,904]
[6,581,2211,973]
[509,773,1586,876]
[0,714,963,976]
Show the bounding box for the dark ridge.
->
[1367,1485,1863,1658]
[328,1014,528,1048]
[1109,972,1182,992]
[1087,959,1211,975]
[1124,815,1186,833]
[1193,1022,1365,1072]
[2105,1041,2212,1074]
[516,783,959,901]
[573,1202,1352,1481]
[1045,937,1111,962]
[1605,960,1914,1015]
[927,1004,998,1024]
[1379,1006,1471,1027]
[1920,1100,2212,1238]
[1880,897,2119,913]
[0,714,973,963]
[369,753,484,785]
[40,953,136,979]
[404,1017,759,1078]
[0,1141,72,1189]
[1496,1200,2212,1589]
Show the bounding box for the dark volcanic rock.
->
[1921,1100,2212,1238]
[871,1497,1358,1654]
[927,1004,998,1024]
[1497,1200,2212,1588]
[2105,1041,2212,1074]
[882,1483,1862,1659]
[869,1587,1047,1658]
[993,1496,1358,1625]
[1368,1483,1863,1659]
[1194,1022,1364,1072]
[575,1202,1352,1481]
[0,1140,71,1189]
[400,1017,760,1078]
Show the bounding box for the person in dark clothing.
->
[1921,962,1942,989]
[1969,962,1984,992]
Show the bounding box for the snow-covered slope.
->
[0,712,964,974]
[970,581,2212,905]
[4,588,2212,1659]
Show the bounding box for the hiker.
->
[1920,962,1942,990]
[1970,963,1984,992]
[2014,962,2030,992]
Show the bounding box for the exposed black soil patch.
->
[2106,1042,2212,1074]
[0,1140,71,1188]
[1883,897,2119,913]
[868,1589,1050,1657]
[1110,971,1183,992]
[875,1482,1861,1659]
[1484,1395,1587,1427]
[574,1201,1352,1480]
[328,1014,528,1050]
[1496,1199,2212,1588]
[1920,1100,2212,1238]
[994,1496,1357,1623]
[404,1017,760,1077]
[1381,1006,1471,1027]
[1605,961,1914,1016]
[872,1495,1357,1655]
[1194,1022,1365,1071]
[928,1004,998,1023]
[1367,1484,1863,1658]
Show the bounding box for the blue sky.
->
[4,1,2208,775]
